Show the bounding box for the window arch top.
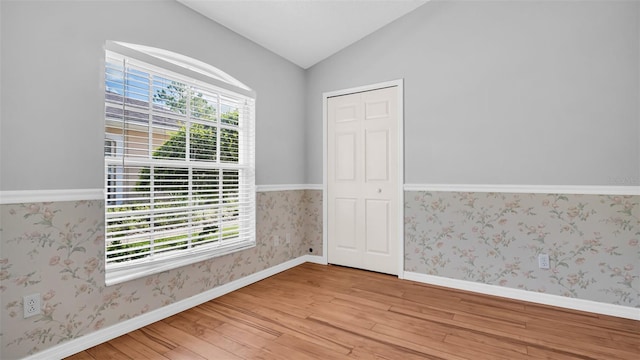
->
[106,41,255,99]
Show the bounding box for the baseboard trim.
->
[24,255,314,360]
[304,255,327,264]
[403,184,640,196]
[403,272,640,320]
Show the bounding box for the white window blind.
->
[104,47,255,285]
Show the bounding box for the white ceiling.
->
[177,0,428,69]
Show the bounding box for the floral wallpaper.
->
[303,190,323,256]
[3,189,637,359]
[0,190,323,360]
[405,192,640,307]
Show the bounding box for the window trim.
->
[106,239,255,285]
[104,134,124,206]
[104,42,256,286]
[106,41,256,99]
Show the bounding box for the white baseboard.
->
[403,272,640,321]
[304,255,327,264]
[24,255,315,360]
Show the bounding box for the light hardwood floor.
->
[67,263,639,359]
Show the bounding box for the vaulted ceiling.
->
[177,0,428,69]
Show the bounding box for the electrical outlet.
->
[538,253,550,269]
[23,293,41,318]
[286,233,291,244]
[274,235,279,246]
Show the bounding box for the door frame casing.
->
[322,79,405,279]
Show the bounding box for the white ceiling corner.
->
[177,0,428,69]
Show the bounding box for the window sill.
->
[105,240,255,286]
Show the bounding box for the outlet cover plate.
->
[23,293,41,318]
[538,254,550,269]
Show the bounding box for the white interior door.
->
[327,86,399,275]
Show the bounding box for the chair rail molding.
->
[403,184,640,196]
[0,189,104,204]
[0,185,327,205]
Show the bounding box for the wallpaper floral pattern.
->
[405,192,640,307]
[0,190,323,359]
[2,189,637,359]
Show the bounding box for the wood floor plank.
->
[64,351,96,360]
[391,303,635,359]
[332,291,392,312]
[213,295,354,355]
[326,295,460,343]
[148,320,244,360]
[610,332,640,353]
[370,322,446,345]
[175,305,226,330]
[349,287,457,320]
[211,322,276,349]
[308,313,470,360]
[452,311,527,330]
[306,302,378,329]
[442,333,526,360]
[66,264,639,360]
[525,318,620,348]
[107,333,170,359]
[448,298,533,323]
[164,313,214,338]
[525,345,591,360]
[261,341,330,360]
[273,333,350,360]
[222,289,314,318]
[166,314,281,360]
[446,327,529,355]
[124,326,178,354]
[198,302,283,340]
[163,346,208,360]
[84,342,132,360]
[347,342,441,360]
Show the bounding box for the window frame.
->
[104,134,124,206]
[103,41,256,286]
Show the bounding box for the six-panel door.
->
[327,86,398,275]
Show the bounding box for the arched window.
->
[104,41,255,285]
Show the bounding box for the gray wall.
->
[0,0,307,191]
[3,1,637,191]
[306,0,640,186]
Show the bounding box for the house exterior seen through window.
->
[103,42,256,285]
